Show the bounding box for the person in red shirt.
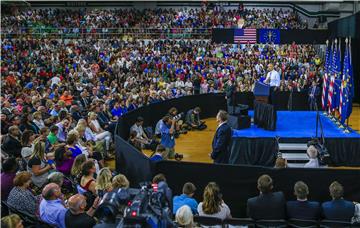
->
[60,90,74,106]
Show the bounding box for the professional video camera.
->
[95,182,176,228]
[172,112,184,121]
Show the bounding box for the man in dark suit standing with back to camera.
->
[210,110,232,164]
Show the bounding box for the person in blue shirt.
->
[159,115,176,159]
[322,181,355,221]
[173,182,198,215]
[111,101,128,117]
[150,144,166,162]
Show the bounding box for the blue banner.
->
[259,29,280,44]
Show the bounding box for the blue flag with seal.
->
[259,29,280,44]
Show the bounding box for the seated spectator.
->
[130,116,155,150]
[176,205,194,228]
[286,181,320,220]
[7,171,40,215]
[21,130,35,162]
[80,160,97,195]
[27,141,56,188]
[33,111,45,129]
[47,171,64,187]
[150,144,166,161]
[185,107,207,130]
[66,132,83,158]
[247,174,286,220]
[1,157,18,201]
[55,145,75,176]
[95,167,113,197]
[65,194,99,228]
[19,113,39,134]
[112,174,130,189]
[1,214,23,228]
[88,112,112,142]
[322,181,355,221]
[71,154,87,181]
[274,157,288,168]
[304,145,319,168]
[128,130,143,152]
[1,126,22,158]
[55,118,71,143]
[39,183,67,228]
[198,182,231,220]
[47,125,59,146]
[173,182,198,215]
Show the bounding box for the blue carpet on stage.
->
[232,111,360,138]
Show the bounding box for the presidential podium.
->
[254,81,270,104]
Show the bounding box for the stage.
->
[233,111,360,138]
[229,111,360,167]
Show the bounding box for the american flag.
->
[234,29,257,44]
[327,76,335,114]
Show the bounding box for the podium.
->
[254,81,270,104]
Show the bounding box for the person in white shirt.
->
[265,63,281,87]
[304,145,320,168]
[175,78,185,89]
[197,182,231,222]
[130,116,151,148]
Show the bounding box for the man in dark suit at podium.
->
[210,110,232,164]
[286,181,320,220]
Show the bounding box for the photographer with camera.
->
[185,107,207,131]
[168,107,187,137]
[159,115,176,159]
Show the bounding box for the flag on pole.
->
[321,41,330,110]
[339,38,354,124]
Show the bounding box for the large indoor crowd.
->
[1,7,309,35]
[0,5,337,228]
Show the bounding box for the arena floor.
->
[108,104,360,169]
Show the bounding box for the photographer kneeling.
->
[185,107,207,130]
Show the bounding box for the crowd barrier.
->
[114,93,360,217]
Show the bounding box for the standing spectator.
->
[173,182,198,215]
[197,182,231,220]
[1,126,22,158]
[211,110,232,164]
[159,115,176,159]
[7,171,40,215]
[1,158,18,201]
[322,181,355,221]
[247,174,286,220]
[39,183,67,228]
[286,181,320,220]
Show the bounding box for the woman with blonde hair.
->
[197,182,231,220]
[71,154,87,180]
[176,205,194,228]
[87,112,112,152]
[27,141,56,188]
[112,174,130,189]
[95,167,113,197]
[1,214,23,228]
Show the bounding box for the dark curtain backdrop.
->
[155,161,360,218]
[229,137,278,166]
[328,12,360,103]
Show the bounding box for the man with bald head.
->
[65,194,99,228]
[39,183,67,228]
